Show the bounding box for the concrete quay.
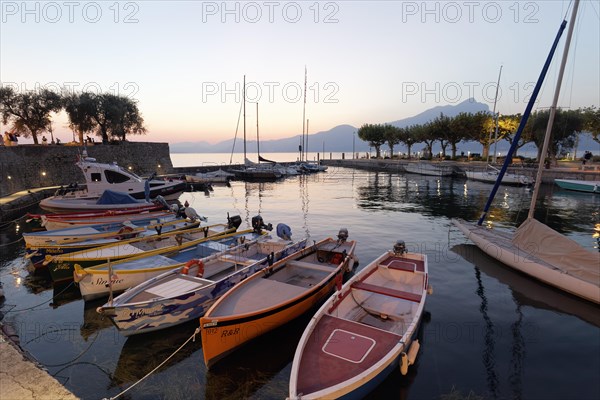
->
[321,158,600,183]
[0,326,78,400]
[0,186,59,224]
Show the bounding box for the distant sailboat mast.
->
[243,75,247,164]
[305,118,309,161]
[301,66,307,162]
[491,65,503,164]
[256,102,260,163]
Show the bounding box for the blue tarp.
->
[96,190,141,205]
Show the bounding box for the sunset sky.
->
[1,1,599,145]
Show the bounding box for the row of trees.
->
[358,108,600,161]
[0,87,146,145]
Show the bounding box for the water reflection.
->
[205,313,310,400]
[49,281,81,308]
[299,174,310,238]
[364,311,431,400]
[509,303,525,399]
[452,244,600,327]
[111,321,201,389]
[80,300,114,341]
[356,172,477,219]
[473,266,499,399]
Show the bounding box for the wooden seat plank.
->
[351,281,422,303]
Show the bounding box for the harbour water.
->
[0,162,599,399]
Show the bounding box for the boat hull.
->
[555,179,600,193]
[404,163,454,176]
[36,219,200,280]
[42,211,173,230]
[466,170,532,186]
[289,250,428,399]
[39,197,161,213]
[99,238,307,336]
[201,270,340,368]
[73,225,236,300]
[200,238,357,368]
[453,220,600,304]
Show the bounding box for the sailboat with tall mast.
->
[453,0,599,305]
[231,76,282,181]
[466,65,533,186]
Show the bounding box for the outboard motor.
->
[393,240,407,255]
[252,215,273,233]
[185,207,207,222]
[227,214,243,230]
[175,205,187,219]
[337,228,349,243]
[155,195,170,210]
[276,223,292,240]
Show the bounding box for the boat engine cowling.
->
[227,215,242,230]
[394,240,407,255]
[155,195,170,210]
[276,223,292,240]
[252,215,273,233]
[185,207,207,222]
[337,228,349,242]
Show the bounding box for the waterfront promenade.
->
[1,328,78,400]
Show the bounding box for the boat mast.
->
[301,66,307,162]
[243,75,247,164]
[306,118,309,161]
[528,0,579,220]
[477,14,569,226]
[491,65,503,164]
[256,102,260,163]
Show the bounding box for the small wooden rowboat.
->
[25,217,200,270]
[41,210,174,230]
[200,229,357,369]
[98,224,306,336]
[288,241,430,399]
[72,224,242,301]
[50,216,240,271]
[26,203,165,223]
[23,214,185,248]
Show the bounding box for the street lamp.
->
[353,132,356,159]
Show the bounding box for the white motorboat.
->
[404,162,454,176]
[466,165,533,186]
[39,151,186,212]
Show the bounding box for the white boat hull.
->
[466,170,532,186]
[98,237,307,336]
[404,163,454,176]
[289,249,428,399]
[453,220,600,304]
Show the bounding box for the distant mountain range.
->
[170,98,598,156]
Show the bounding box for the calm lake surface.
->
[1,161,599,400]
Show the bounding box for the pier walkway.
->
[0,186,59,224]
[0,327,78,400]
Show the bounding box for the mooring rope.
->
[4,281,75,313]
[0,236,24,247]
[104,327,201,400]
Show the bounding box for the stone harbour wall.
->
[0,142,174,196]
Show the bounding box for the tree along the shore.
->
[359,108,597,161]
[0,88,146,144]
